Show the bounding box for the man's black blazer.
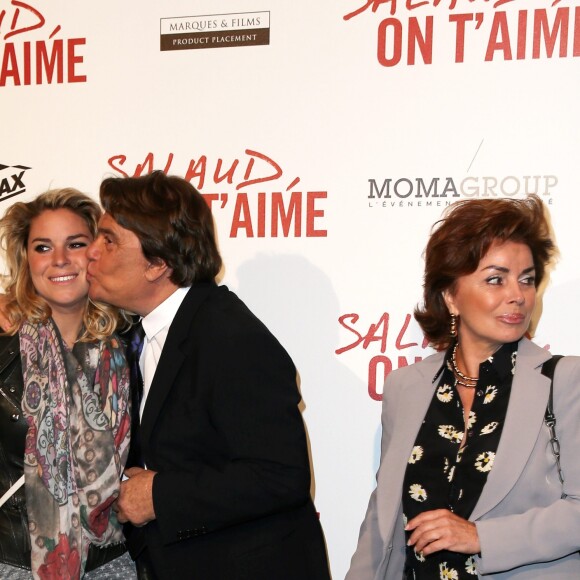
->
[125,283,330,579]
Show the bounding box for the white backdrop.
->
[2,0,579,577]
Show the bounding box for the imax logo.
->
[0,164,31,201]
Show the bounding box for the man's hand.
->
[405,509,480,556]
[115,467,157,526]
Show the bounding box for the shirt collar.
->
[482,341,519,381]
[435,340,519,383]
[141,286,190,340]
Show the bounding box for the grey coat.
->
[346,337,580,579]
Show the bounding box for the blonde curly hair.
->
[0,188,121,341]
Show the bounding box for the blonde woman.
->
[0,189,135,579]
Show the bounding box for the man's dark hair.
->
[100,171,222,286]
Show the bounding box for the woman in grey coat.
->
[347,195,580,579]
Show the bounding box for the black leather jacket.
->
[0,334,30,569]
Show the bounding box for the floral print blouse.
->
[402,341,518,580]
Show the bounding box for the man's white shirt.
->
[139,286,190,418]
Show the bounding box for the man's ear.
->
[144,259,172,283]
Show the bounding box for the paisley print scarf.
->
[19,319,131,580]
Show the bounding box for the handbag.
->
[542,355,564,487]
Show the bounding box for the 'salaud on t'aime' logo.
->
[1,1,87,87]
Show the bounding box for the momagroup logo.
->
[0,164,31,202]
[366,175,558,208]
[160,11,270,51]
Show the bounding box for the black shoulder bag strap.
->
[542,355,564,486]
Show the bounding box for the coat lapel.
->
[140,283,216,448]
[376,354,444,542]
[471,338,552,520]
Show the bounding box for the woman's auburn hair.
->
[414,194,555,351]
[0,188,121,341]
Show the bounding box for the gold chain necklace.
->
[450,343,478,389]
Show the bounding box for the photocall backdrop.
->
[2,0,579,576]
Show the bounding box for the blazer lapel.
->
[377,354,444,542]
[471,338,552,521]
[140,283,216,447]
